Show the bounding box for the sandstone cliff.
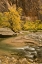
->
[0,0,42,21]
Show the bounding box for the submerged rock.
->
[11,45,42,63]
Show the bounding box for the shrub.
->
[23,20,42,31]
[0,12,10,28]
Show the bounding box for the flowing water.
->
[0,31,42,64]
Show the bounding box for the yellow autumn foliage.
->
[4,7,22,32]
[23,20,42,31]
[0,7,42,32]
[0,12,10,27]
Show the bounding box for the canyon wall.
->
[0,0,42,21]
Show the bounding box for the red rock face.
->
[0,0,9,12]
[0,0,42,20]
[20,0,39,21]
[15,0,42,21]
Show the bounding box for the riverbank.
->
[0,31,42,64]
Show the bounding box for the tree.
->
[4,7,21,32]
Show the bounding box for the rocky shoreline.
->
[0,46,42,64]
[0,55,42,64]
[0,32,42,64]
